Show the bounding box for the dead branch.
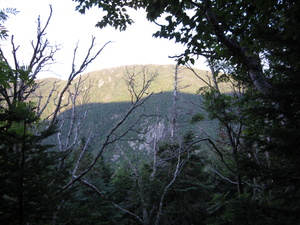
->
[49,38,110,125]
[124,65,158,104]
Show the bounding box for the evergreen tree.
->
[0,9,66,224]
[0,61,67,224]
[56,152,118,225]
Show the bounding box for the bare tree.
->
[59,65,158,193]
[169,65,191,141]
[60,65,162,225]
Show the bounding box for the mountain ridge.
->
[37,64,209,105]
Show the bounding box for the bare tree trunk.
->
[170,65,179,140]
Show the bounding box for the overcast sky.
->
[1,0,207,79]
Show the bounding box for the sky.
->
[1,0,208,79]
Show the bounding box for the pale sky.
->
[1,0,207,79]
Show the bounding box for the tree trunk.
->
[203,0,273,96]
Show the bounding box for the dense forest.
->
[1,0,300,224]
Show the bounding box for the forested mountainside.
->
[38,65,213,162]
[54,92,214,162]
[36,65,207,118]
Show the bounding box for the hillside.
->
[79,65,208,102]
[37,65,214,161]
[37,64,209,104]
